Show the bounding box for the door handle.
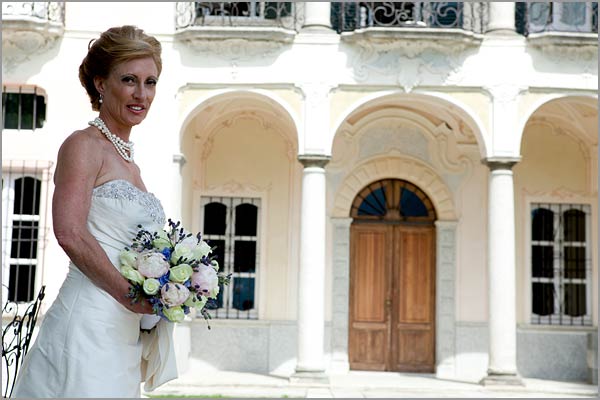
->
[385,299,392,309]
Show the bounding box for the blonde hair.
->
[79,25,162,111]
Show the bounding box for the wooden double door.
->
[349,222,435,372]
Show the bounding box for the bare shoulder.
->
[55,127,105,186]
[59,127,104,154]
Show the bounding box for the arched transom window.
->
[351,179,436,223]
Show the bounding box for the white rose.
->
[143,278,161,295]
[152,230,171,251]
[162,305,185,323]
[191,266,219,298]
[192,241,212,260]
[136,252,170,278]
[120,265,145,285]
[169,263,194,284]
[172,240,194,264]
[161,282,190,307]
[119,250,138,269]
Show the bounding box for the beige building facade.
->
[2,1,598,386]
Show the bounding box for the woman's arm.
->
[52,130,153,314]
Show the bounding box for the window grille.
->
[330,2,486,33]
[200,196,260,319]
[516,2,598,35]
[530,203,592,326]
[2,162,51,303]
[2,86,47,131]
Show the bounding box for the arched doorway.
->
[349,179,436,372]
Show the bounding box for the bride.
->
[12,26,177,398]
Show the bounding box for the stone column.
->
[292,154,331,384]
[486,2,517,34]
[302,2,332,30]
[480,157,522,386]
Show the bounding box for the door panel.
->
[393,226,435,371]
[349,224,391,371]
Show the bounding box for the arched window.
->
[351,179,436,223]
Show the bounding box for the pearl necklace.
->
[88,117,134,162]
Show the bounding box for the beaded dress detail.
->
[93,179,165,226]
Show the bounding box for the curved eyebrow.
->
[118,73,159,81]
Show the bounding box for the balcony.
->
[516,2,598,47]
[175,2,302,44]
[330,2,487,46]
[2,2,65,70]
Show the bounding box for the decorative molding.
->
[345,37,474,90]
[484,84,528,105]
[198,110,297,162]
[331,155,457,220]
[176,36,287,65]
[2,2,64,73]
[521,186,594,202]
[204,179,271,196]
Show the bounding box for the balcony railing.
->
[176,2,300,32]
[516,2,598,35]
[1,2,64,24]
[331,2,487,35]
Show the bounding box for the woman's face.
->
[95,56,159,130]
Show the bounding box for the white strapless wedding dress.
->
[12,180,178,398]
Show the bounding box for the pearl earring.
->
[99,94,103,104]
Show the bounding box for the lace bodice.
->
[92,179,165,226]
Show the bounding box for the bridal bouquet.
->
[119,219,229,326]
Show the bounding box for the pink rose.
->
[160,282,190,307]
[136,252,170,278]
[191,266,219,298]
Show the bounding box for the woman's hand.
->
[123,295,155,315]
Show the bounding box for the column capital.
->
[173,153,187,166]
[298,154,331,168]
[482,156,521,171]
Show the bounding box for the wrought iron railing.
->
[2,285,45,398]
[1,2,65,24]
[516,2,598,36]
[331,2,487,34]
[176,1,300,31]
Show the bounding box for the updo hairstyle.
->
[79,25,162,111]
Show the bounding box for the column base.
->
[480,372,524,386]
[290,370,330,386]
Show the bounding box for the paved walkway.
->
[145,366,598,398]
